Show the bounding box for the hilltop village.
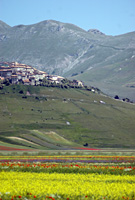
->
[0,62,84,87]
[0,62,132,103]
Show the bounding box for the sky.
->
[0,0,135,36]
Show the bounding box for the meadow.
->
[0,85,135,150]
[0,153,135,200]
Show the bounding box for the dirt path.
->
[7,137,40,146]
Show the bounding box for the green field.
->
[0,84,135,150]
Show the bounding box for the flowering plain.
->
[0,154,135,200]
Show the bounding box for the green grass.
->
[0,85,135,150]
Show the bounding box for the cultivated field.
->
[0,151,135,200]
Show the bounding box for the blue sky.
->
[0,0,135,36]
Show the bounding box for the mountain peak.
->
[0,20,11,32]
[87,29,105,35]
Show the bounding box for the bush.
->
[114,95,119,99]
[19,90,24,94]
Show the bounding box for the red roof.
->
[23,79,30,83]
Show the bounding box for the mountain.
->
[0,20,135,101]
[0,20,11,33]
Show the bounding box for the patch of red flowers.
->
[0,145,34,151]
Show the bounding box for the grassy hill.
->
[0,84,135,150]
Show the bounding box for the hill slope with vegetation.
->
[0,84,135,150]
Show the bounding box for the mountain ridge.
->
[0,20,135,101]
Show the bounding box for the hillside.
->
[0,20,135,101]
[0,84,135,150]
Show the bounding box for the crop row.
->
[0,155,134,163]
[0,162,135,175]
[0,171,135,200]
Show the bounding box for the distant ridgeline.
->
[0,61,100,93]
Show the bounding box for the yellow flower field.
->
[0,171,135,199]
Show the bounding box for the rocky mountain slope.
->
[0,20,135,101]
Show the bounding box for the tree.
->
[83,143,88,147]
[0,83,3,90]
[3,79,10,86]
[19,90,24,94]
[123,98,130,102]
[114,95,119,99]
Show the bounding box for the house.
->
[10,65,25,72]
[0,69,12,78]
[34,72,45,81]
[21,74,27,81]
[47,75,56,81]
[23,79,30,85]
[26,66,34,73]
[46,75,64,83]
[57,76,64,82]
[11,75,18,84]
[73,80,84,87]
[29,77,35,85]
[0,66,10,70]
[16,72,23,81]
[39,71,48,79]
[0,76,5,81]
